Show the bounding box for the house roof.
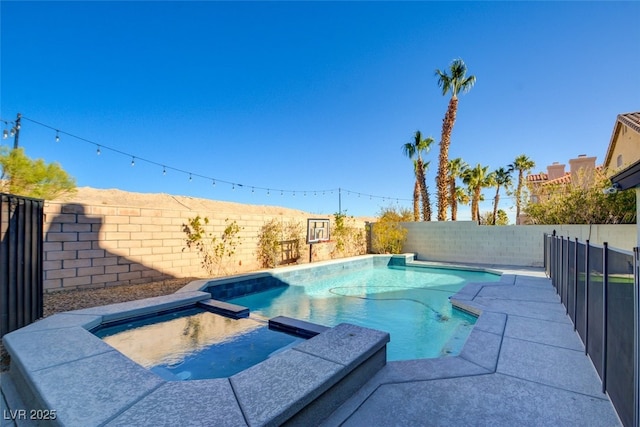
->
[527,167,602,186]
[603,112,640,168]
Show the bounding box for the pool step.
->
[197,299,249,319]
[269,316,330,339]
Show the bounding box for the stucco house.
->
[605,112,640,245]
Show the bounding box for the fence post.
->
[565,236,570,313]
[574,237,579,328]
[560,236,565,301]
[602,242,609,394]
[585,240,590,356]
[633,247,639,427]
[543,233,548,276]
[551,234,556,289]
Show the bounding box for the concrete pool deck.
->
[322,264,622,426]
[1,260,623,426]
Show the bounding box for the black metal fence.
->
[1,193,44,337]
[544,232,639,427]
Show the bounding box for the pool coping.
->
[3,259,399,426]
[2,254,506,426]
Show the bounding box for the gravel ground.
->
[0,277,198,373]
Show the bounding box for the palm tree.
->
[435,58,476,221]
[402,131,433,221]
[452,186,469,221]
[510,155,536,223]
[491,167,513,225]
[448,157,468,221]
[462,164,491,221]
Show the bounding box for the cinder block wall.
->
[395,221,637,267]
[42,202,359,292]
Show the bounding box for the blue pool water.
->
[227,265,500,360]
[93,307,305,380]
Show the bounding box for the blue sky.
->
[1,1,639,221]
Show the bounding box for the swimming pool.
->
[93,307,305,380]
[225,265,500,360]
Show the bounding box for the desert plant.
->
[331,211,366,258]
[524,172,635,224]
[256,218,304,268]
[371,206,410,254]
[0,146,76,199]
[182,216,243,276]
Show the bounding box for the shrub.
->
[257,218,304,268]
[182,216,242,276]
[330,211,366,258]
[371,206,409,254]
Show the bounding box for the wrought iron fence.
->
[0,193,44,337]
[544,232,638,427]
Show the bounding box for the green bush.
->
[371,206,409,254]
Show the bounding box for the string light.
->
[10,115,414,204]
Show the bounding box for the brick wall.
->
[42,201,364,292]
[392,221,637,267]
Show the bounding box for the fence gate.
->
[1,193,44,337]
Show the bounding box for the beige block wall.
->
[394,221,637,267]
[42,201,364,292]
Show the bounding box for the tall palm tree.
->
[462,164,491,221]
[435,58,476,221]
[491,167,513,225]
[509,155,536,223]
[448,157,468,221]
[402,131,433,221]
[452,186,469,221]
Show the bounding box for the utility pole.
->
[13,113,21,149]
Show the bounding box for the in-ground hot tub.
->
[92,305,309,381]
[2,289,389,426]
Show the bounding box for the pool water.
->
[93,307,305,380]
[227,265,499,360]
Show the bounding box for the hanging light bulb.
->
[232,184,235,190]
[281,190,283,196]
[131,157,135,167]
[163,166,166,175]
[212,179,216,186]
[2,129,7,139]
[189,173,192,182]
[267,189,270,196]
[55,131,60,142]
[251,187,255,193]
[96,146,101,155]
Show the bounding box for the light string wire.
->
[6,115,413,203]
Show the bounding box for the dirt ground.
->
[0,277,198,373]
